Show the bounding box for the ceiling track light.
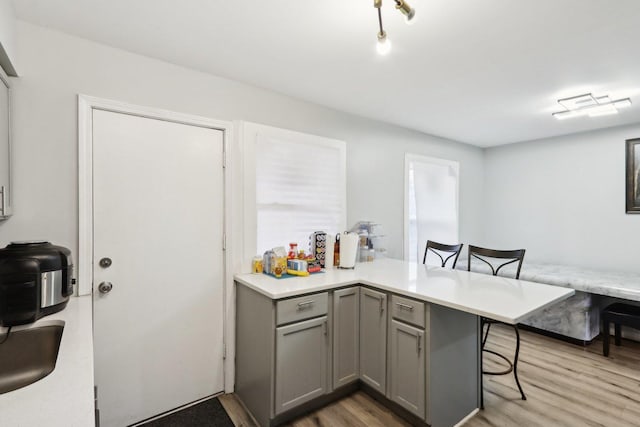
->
[373,0,416,55]
[552,93,632,120]
[395,0,416,22]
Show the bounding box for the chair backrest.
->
[423,240,464,268]
[467,245,525,279]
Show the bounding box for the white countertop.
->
[0,296,95,427]
[235,258,575,324]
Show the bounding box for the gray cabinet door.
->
[333,287,360,389]
[359,288,387,394]
[389,319,426,419]
[275,316,329,415]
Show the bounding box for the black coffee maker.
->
[0,241,74,326]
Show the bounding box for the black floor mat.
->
[139,397,234,427]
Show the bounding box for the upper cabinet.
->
[0,0,19,76]
[0,67,11,219]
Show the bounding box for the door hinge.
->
[222,233,227,251]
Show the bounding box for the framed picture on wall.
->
[626,138,640,213]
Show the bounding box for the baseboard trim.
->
[359,382,428,427]
[455,408,480,426]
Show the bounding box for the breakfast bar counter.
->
[235,258,575,324]
[234,259,575,427]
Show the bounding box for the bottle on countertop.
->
[287,243,298,259]
[334,233,340,267]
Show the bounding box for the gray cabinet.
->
[389,319,425,418]
[359,287,387,394]
[236,282,479,427]
[275,316,329,415]
[0,68,11,219]
[333,287,359,389]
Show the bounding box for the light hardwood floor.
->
[220,324,640,426]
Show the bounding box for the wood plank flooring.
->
[221,325,640,426]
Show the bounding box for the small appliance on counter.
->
[0,241,74,327]
[337,232,359,269]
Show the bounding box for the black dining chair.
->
[422,240,463,268]
[601,302,640,357]
[468,245,527,405]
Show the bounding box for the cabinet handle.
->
[323,321,328,336]
[417,333,422,354]
[395,302,414,311]
[296,300,314,309]
[379,297,385,315]
[0,186,5,216]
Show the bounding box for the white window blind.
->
[405,154,459,263]
[256,133,346,254]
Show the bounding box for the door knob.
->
[98,282,113,294]
[99,257,113,268]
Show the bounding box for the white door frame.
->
[403,153,460,262]
[78,94,235,392]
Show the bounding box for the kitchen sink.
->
[0,323,64,394]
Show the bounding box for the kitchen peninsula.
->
[234,258,575,427]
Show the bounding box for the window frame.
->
[240,121,347,267]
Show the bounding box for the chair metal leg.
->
[482,322,526,400]
[513,325,526,401]
[615,323,622,346]
[480,343,484,410]
[603,318,610,357]
[482,321,491,348]
[478,317,484,410]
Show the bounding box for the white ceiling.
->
[12,0,640,147]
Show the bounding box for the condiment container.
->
[263,250,275,275]
[287,243,298,259]
[252,256,263,274]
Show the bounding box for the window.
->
[404,154,459,263]
[255,132,346,254]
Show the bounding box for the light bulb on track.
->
[395,0,416,24]
[377,31,392,55]
[372,0,414,55]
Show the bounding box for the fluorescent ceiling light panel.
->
[559,94,596,110]
[553,92,632,120]
[552,110,585,120]
[614,99,633,108]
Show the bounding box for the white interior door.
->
[92,109,225,427]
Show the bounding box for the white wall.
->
[0,21,484,269]
[484,123,640,273]
[0,0,18,75]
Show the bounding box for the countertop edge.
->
[234,274,361,299]
[348,279,575,325]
